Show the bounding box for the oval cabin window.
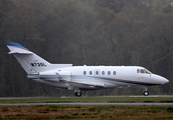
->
[83,71,86,75]
[113,71,116,75]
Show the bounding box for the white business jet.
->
[6,43,169,97]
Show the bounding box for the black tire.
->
[143,91,149,96]
[75,92,82,97]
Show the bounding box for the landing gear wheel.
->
[75,92,82,97]
[143,91,149,96]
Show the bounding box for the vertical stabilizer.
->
[6,43,51,74]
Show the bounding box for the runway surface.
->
[0,96,173,106]
[0,103,173,106]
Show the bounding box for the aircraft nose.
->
[162,77,169,84]
[155,75,169,84]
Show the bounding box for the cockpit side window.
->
[140,69,145,73]
[137,69,140,73]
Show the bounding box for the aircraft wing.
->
[29,71,105,88]
[56,72,105,87]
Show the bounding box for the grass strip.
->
[0,105,173,119]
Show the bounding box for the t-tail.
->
[6,43,72,75]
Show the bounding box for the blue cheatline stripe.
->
[72,75,157,86]
[96,77,158,86]
[5,43,28,50]
[28,75,157,86]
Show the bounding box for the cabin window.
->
[102,71,105,75]
[89,71,92,75]
[108,71,111,75]
[83,71,86,75]
[113,71,116,75]
[96,71,99,75]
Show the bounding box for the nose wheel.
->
[143,87,149,96]
[143,91,149,96]
[75,92,82,97]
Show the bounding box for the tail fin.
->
[6,43,52,74]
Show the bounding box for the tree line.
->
[0,0,173,97]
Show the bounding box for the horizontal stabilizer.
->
[6,43,28,49]
[6,43,33,54]
[8,51,33,54]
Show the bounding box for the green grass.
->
[0,97,173,104]
[0,97,173,119]
[0,105,173,119]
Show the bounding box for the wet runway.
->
[0,103,173,106]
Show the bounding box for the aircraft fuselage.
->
[28,66,168,91]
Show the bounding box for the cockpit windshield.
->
[137,69,152,74]
[144,69,152,74]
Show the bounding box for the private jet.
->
[6,43,169,97]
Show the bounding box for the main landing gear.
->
[143,87,149,96]
[75,92,82,97]
[74,88,82,97]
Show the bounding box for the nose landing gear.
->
[143,91,149,96]
[143,87,149,96]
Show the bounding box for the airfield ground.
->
[0,96,173,119]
